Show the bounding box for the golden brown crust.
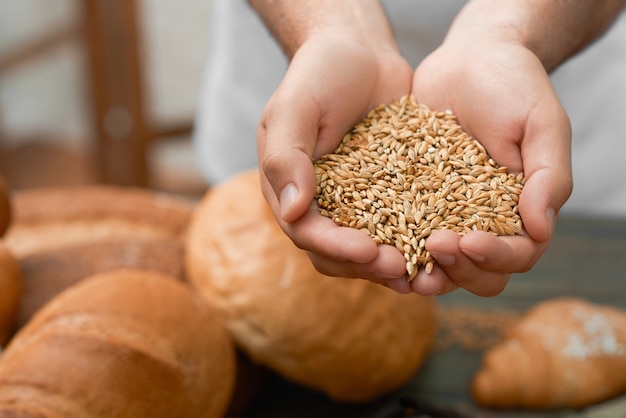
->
[0,269,236,418]
[0,243,20,346]
[4,185,195,257]
[0,176,11,237]
[16,239,186,329]
[186,170,437,402]
[10,185,193,227]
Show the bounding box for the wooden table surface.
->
[245,216,626,418]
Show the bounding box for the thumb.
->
[257,94,320,223]
[519,100,573,243]
[261,150,317,224]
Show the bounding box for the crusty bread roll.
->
[186,170,437,403]
[472,297,626,410]
[0,268,236,418]
[16,238,186,329]
[4,185,194,257]
[0,175,11,237]
[0,242,20,346]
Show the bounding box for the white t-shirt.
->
[193,0,626,219]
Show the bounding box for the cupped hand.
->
[257,32,414,289]
[410,37,573,296]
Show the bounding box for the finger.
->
[425,230,512,297]
[307,243,407,285]
[409,265,460,296]
[284,203,379,263]
[458,230,548,273]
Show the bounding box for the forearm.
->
[447,0,626,72]
[246,0,398,59]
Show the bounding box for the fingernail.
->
[386,277,412,294]
[430,251,455,266]
[279,183,298,219]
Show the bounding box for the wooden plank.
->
[149,120,194,141]
[80,0,150,186]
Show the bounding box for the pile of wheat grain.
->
[314,95,524,280]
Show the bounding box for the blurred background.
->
[0,0,212,199]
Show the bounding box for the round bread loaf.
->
[4,185,194,257]
[0,175,11,237]
[0,243,20,346]
[16,238,186,329]
[185,170,437,402]
[0,269,236,418]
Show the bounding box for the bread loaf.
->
[186,170,437,403]
[0,242,20,346]
[0,269,236,418]
[0,175,11,237]
[16,238,186,329]
[4,185,194,257]
[472,297,626,410]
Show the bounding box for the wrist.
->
[446,0,626,72]
[248,0,399,59]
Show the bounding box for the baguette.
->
[16,238,185,329]
[0,269,236,418]
[4,185,194,257]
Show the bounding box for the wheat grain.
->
[314,95,525,281]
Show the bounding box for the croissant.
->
[472,297,626,410]
[0,269,236,418]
